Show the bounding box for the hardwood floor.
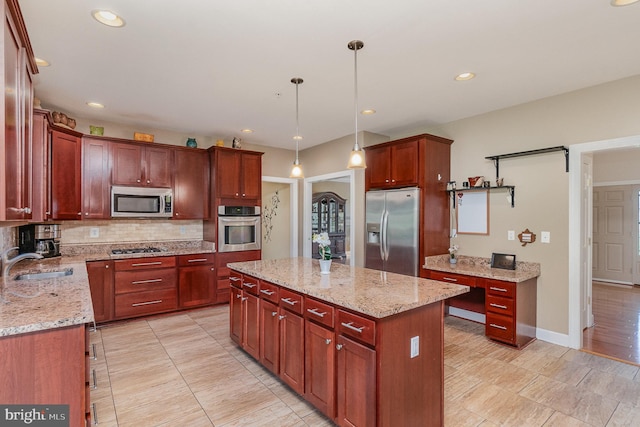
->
[583,282,640,366]
[90,305,640,426]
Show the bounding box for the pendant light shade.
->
[290,77,304,178]
[347,40,366,169]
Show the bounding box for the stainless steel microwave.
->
[111,186,173,218]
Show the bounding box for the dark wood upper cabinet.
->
[31,110,51,222]
[173,148,208,219]
[50,129,82,220]
[82,137,111,219]
[365,138,419,190]
[111,142,172,187]
[212,147,263,203]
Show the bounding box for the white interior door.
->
[592,185,634,285]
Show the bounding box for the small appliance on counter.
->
[18,224,62,258]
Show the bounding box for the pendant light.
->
[347,40,366,169]
[290,77,304,178]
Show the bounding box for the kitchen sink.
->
[13,268,74,281]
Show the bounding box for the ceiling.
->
[17,0,640,150]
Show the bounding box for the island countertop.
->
[228,257,469,318]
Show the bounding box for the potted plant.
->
[313,232,332,274]
[448,244,459,264]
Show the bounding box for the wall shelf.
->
[447,186,515,208]
[485,145,569,179]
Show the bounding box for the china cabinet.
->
[311,192,346,260]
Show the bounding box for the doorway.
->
[261,176,299,259]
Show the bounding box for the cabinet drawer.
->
[428,270,476,287]
[177,253,215,266]
[337,310,376,346]
[242,275,259,296]
[114,256,176,271]
[305,297,335,329]
[115,268,176,294]
[280,288,304,315]
[486,280,515,298]
[115,289,177,318]
[229,271,242,289]
[486,294,514,316]
[259,280,279,303]
[486,312,515,344]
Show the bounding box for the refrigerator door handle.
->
[378,212,385,261]
[381,210,390,261]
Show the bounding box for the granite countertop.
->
[0,240,216,338]
[228,257,469,319]
[423,255,541,282]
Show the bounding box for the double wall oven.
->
[217,206,261,252]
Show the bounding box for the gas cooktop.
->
[111,247,162,255]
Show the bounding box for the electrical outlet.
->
[89,227,99,238]
[180,226,186,235]
[507,230,515,241]
[541,231,551,243]
[410,336,419,358]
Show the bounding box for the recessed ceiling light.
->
[361,109,376,115]
[87,102,105,109]
[92,9,125,27]
[455,72,476,81]
[611,0,639,6]
[241,129,254,133]
[35,57,50,67]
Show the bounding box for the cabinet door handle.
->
[244,282,257,288]
[442,277,458,282]
[489,286,508,293]
[92,369,98,390]
[489,323,508,330]
[92,403,98,425]
[260,289,275,296]
[307,308,327,318]
[91,343,98,360]
[131,261,163,267]
[187,258,208,263]
[136,179,141,183]
[281,297,298,306]
[131,278,163,285]
[336,344,343,350]
[132,300,162,307]
[241,297,248,301]
[278,314,286,320]
[325,338,332,345]
[271,311,278,317]
[489,303,508,310]
[146,180,151,184]
[341,321,365,333]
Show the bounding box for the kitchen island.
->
[228,257,469,427]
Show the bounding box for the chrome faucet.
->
[1,247,44,278]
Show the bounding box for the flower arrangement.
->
[448,244,459,260]
[312,232,332,260]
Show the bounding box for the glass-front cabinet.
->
[311,192,346,261]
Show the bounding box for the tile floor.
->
[90,306,640,426]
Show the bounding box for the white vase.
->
[449,257,457,264]
[319,259,332,274]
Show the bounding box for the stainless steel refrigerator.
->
[365,187,420,276]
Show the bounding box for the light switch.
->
[507,230,515,241]
[541,231,551,243]
[89,227,99,238]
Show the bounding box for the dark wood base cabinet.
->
[230,270,446,427]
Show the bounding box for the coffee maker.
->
[18,224,61,258]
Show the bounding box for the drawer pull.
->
[278,314,286,320]
[336,344,344,350]
[131,278,163,285]
[490,303,508,310]
[325,338,332,345]
[442,277,458,282]
[243,282,257,288]
[307,308,327,318]
[341,321,365,333]
[131,300,163,307]
[230,276,241,282]
[489,286,508,293]
[92,403,98,425]
[236,293,242,299]
[281,297,298,306]
[260,289,275,296]
[92,369,98,390]
[91,343,97,360]
[489,323,508,330]
[131,261,163,267]
[271,311,278,317]
[187,258,208,263]
[241,297,248,302]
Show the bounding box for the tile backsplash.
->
[61,220,203,244]
[0,225,17,253]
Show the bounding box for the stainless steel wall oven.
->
[217,206,261,252]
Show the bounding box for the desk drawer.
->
[486,312,515,344]
[259,280,280,303]
[280,288,304,315]
[486,294,514,316]
[337,310,375,346]
[486,279,515,298]
[304,297,335,329]
[428,270,476,287]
